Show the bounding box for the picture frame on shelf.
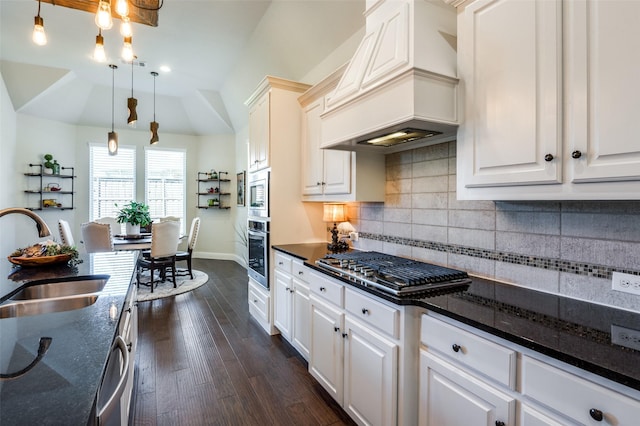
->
[237,171,245,206]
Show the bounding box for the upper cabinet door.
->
[566,0,640,183]
[457,0,562,187]
[248,91,270,172]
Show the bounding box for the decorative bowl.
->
[8,254,72,267]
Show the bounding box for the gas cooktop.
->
[316,251,471,297]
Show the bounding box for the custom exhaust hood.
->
[320,0,459,154]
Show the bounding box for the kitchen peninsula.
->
[0,251,137,425]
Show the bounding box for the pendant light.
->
[127,59,137,127]
[108,64,118,156]
[120,16,132,37]
[95,0,113,30]
[115,0,129,17]
[93,29,106,62]
[122,36,134,62]
[150,71,159,145]
[32,0,47,46]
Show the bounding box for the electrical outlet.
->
[611,272,640,296]
[611,324,640,351]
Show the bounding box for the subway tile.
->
[412,142,450,162]
[448,140,456,157]
[495,201,561,212]
[412,192,448,209]
[386,150,413,166]
[412,224,448,244]
[387,162,412,180]
[382,241,413,258]
[357,238,383,252]
[384,221,412,238]
[358,219,383,234]
[448,227,495,250]
[448,209,495,231]
[495,262,560,294]
[448,156,456,175]
[496,231,561,258]
[386,178,411,195]
[561,200,640,214]
[412,209,448,226]
[360,202,384,220]
[496,211,560,235]
[448,253,495,278]
[448,192,496,211]
[559,273,640,313]
[385,193,412,208]
[384,207,412,224]
[413,175,449,193]
[562,212,640,242]
[561,237,640,270]
[412,246,449,266]
[412,158,449,178]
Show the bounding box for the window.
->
[145,148,186,232]
[89,144,136,221]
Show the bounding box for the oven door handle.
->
[248,229,267,237]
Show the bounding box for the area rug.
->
[136,269,209,302]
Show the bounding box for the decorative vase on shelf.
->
[126,223,140,235]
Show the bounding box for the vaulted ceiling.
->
[0,0,365,136]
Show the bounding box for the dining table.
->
[112,234,152,251]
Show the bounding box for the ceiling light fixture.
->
[122,35,134,62]
[150,71,159,145]
[32,0,47,46]
[95,0,114,30]
[120,16,133,37]
[108,64,118,156]
[127,58,138,127]
[93,29,106,62]
[115,0,129,17]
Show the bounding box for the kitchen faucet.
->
[0,207,52,237]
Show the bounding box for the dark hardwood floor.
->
[132,258,355,426]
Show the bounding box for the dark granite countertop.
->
[273,243,640,392]
[0,251,137,425]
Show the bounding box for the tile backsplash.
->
[348,141,640,312]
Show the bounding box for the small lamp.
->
[323,203,349,252]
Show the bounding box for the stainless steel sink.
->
[0,295,99,318]
[9,275,109,300]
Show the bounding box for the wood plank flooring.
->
[132,259,355,426]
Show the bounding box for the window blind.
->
[145,148,186,233]
[89,144,136,221]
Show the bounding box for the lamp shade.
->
[323,203,346,223]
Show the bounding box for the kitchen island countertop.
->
[274,243,640,393]
[0,251,137,425]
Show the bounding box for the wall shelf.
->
[196,171,230,209]
[24,163,76,211]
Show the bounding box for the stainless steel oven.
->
[248,169,269,218]
[248,219,269,288]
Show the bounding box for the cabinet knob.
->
[334,326,340,332]
[342,333,348,339]
[316,182,321,186]
[589,408,603,422]
[544,154,554,162]
[253,299,258,303]
[452,343,461,353]
[571,150,582,159]
[298,271,304,275]
[495,421,505,426]
[320,287,326,292]
[278,261,283,265]
[361,308,369,315]
[285,287,290,292]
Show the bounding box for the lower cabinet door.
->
[344,317,398,426]
[419,349,515,426]
[273,270,292,340]
[309,296,344,402]
[292,278,310,360]
[520,403,567,426]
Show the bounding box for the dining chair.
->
[136,220,180,292]
[58,219,75,246]
[80,222,114,253]
[95,217,121,237]
[176,217,200,279]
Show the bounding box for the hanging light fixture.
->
[108,64,118,156]
[32,0,47,46]
[120,16,132,37]
[93,29,106,62]
[127,58,138,127]
[115,0,129,17]
[122,35,134,62]
[95,0,113,30]
[150,71,159,145]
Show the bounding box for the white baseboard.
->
[193,251,247,269]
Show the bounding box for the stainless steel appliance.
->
[248,219,269,288]
[248,169,269,218]
[316,251,470,297]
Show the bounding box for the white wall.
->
[0,74,17,279]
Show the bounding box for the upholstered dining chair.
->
[58,219,75,246]
[80,222,114,253]
[136,220,180,292]
[95,217,121,237]
[176,217,200,279]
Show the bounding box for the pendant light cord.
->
[111,64,115,132]
[153,73,156,120]
[131,59,134,97]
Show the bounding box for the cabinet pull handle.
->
[298,271,304,275]
[342,333,348,339]
[361,308,369,315]
[544,154,554,162]
[316,182,321,186]
[495,421,505,426]
[334,326,340,332]
[452,344,461,353]
[285,287,290,292]
[319,287,326,292]
[571,150,582,159]
[253,299,258,303]
[321,182,326,186]
[589,408,603,422]
[278,261,283,265]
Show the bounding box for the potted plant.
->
[43,154,55,174]
[115,201,151,235]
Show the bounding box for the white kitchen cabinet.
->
[248,91,269,172]
[248,278,270,334]
[455,0,640,200]
[308,270,402,426]
[418,350,515,426]
[274,269,293,340]
[291,260,311,359]
[299,67,385,202]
